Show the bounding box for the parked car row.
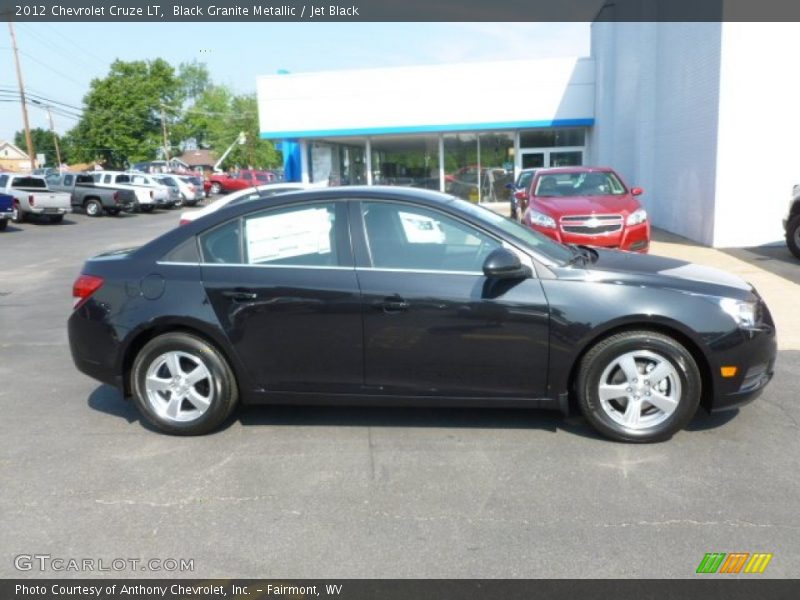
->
[0,169,218,231]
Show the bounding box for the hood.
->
[533,194,641,217]
[558,248,753,298]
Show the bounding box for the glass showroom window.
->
[370,135,439,189]
[309,142,366,185]
[478,132,514,203]
[445,132,514,203]
[444,133,478,202]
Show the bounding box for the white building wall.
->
[713,23,800,247]
[257,58,594,138]
[591,22,723,246]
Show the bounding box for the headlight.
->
[626,208,647,226]
[529,210,556,229]
[719,298,758,328]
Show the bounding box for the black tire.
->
[576,330,701,443]
[141,205,155,213]
[84,199,103,217]
[785,214,800,259]
[49,214,64,224]
[131,332,239,435]
[106,208,121,216]
[11,202,25,223]
[0,219,7,230]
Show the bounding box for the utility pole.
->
[45,105,62,170]
[160,105,170,164]
[8,21,36,170]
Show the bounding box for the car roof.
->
[534,166,615,175]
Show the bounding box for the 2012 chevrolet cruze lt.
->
[68,187,776,442]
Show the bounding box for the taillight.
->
[149,190,153,198]
[72,274,104,309]
[113,191,119,203]
[514,190,527,200]
[29,194,35,207]
[179,218,191,226]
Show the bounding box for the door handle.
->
[374,295,409,313]
[221,289,257,302]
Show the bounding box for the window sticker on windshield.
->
[246,208,332,264]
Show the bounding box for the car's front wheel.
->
[576,330,701,442]
[210,182,222,195]
[785,214,800,259]
[131,332,239,435]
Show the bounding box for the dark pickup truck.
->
[0,192,12,230]
[46,172,135,216]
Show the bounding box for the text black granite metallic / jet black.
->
[68,187,776,442]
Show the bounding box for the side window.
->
[103,175,112,184]
[64,175,74,186]
[362,202,500,272]
[243,203,338,267]
[199,220,242,264]
[198,203,339,267]
[0,175,7,188]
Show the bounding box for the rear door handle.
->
[221,289,257,302]
[374,295,409,313]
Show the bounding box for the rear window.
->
[76,175,94,184]
[11,177,46,189]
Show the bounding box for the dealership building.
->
[257,22,799,248]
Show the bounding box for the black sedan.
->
[68,187,776,442]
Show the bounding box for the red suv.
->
[522,167,650,252]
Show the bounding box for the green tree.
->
[180,89,280,170]
[14,127,62,167]
[67,58,184,167]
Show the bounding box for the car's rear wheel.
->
[0,219,7,230]
[785,214,800,259]
[84,199,102,217]
[576,330,701,442]
[48,214,64,224]
[11,202,25,223]
[141,205,155,213]
[131,332,239,435]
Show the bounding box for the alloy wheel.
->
[144,351,214,424]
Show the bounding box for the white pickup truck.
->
[0,173,71,223]
[91,171,158,212]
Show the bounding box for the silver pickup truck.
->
[0,173,71,223]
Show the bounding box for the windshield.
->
[534,171,626,197]
[448,197,574,264]
[517,171,535,190]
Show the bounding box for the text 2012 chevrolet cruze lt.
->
[68,187,776,442]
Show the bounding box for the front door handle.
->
[221,289,257,302]
[374,295,409,313]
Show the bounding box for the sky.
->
[0,22,590,146]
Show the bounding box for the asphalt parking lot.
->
[1,208,798,579]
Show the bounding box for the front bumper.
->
[708,323,777,412]
[530,221,650,253]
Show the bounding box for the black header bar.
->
[2,579,800,600]
[1,0,800,22]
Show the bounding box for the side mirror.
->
[505,182,516,190]
[483,248,531,280]
[631,187,643,196]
